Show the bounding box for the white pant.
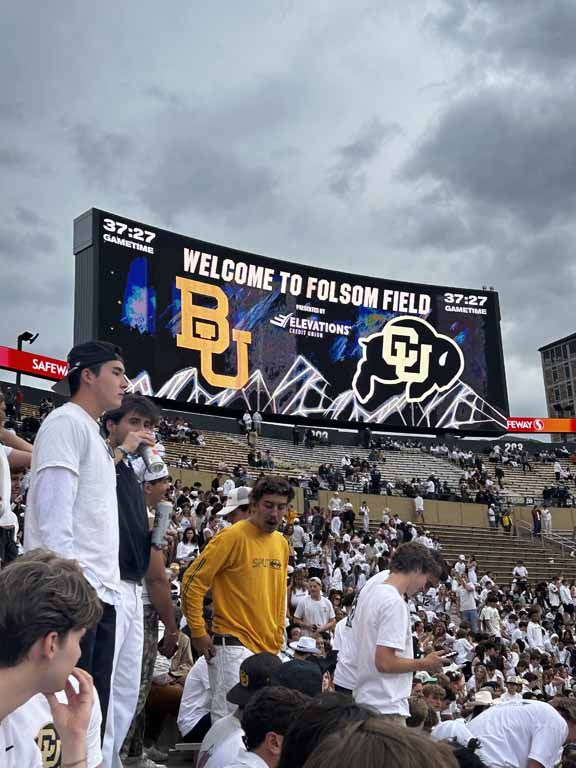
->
[208,641,253,721]
[102,580,144,768]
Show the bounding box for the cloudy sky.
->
[1,0,574,419]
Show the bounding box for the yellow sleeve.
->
[181,530,235,638]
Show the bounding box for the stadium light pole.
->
[15,331,39,389]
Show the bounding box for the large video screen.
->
[90,209,509,433]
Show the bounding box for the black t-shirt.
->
[116,460,151,583]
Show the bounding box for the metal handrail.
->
[516,519,576,557]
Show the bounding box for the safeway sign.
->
[0,346,68,382]
[507,417,576,434]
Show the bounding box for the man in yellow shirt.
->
[182,476,293,721]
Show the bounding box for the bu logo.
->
[176,277,252,389]
[352,316,464,405]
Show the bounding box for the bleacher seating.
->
[17,400,576,507]
[399,523,576,585]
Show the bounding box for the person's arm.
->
[46,668,94,768]
[112,429,155,466]
[145,548,179,658]
[0,427,33,452]
[26,467,78,558]
[6,448,32,470]
[375,646,446,673]
[181,531,235,658]
[322,617,337,633]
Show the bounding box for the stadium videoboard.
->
[73,209,509,434]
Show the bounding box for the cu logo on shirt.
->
[36,723,62,767]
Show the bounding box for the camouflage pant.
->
[122,604,159,758]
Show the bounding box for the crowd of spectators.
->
[5,353,576,768]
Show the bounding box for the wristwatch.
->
[116,445,130,459]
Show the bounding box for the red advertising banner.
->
[0,346,68,382]
[507,417,576,434]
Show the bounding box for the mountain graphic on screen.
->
[129,354,506,431]
[210,369,274,411]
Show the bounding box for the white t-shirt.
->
[334,569,390,690]
[527,621,545,650]
[332,617,355,690]
[331,516,342,537]
[353,583,413,716]
[227,751,268,768]
[480,606,501,637]
[560,584,573,606]
[294,596,335,637]
[176,542,198,561]
[24,403,120,604]
[414,496,424,512]
[292,525,306,548]
[0,714,42,768]
[177,656,210,737]
[458,585,477,611]
[10,678,102,768]
[204,729,244,768]
[198,712,241,768]
[467,701,568,768]
[0,445,12,521]
[453,637,474,666]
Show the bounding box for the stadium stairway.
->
[413,524,576,586]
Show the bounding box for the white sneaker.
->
[145,746,169,762]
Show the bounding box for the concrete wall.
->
[316,490,489,528]
[512,505,576,531]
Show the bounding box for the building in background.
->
[539,333,576,443]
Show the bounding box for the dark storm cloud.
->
[430,0,576,75]
[0,147,31,168]
[69,124,133,187]
[14,207,44,226]
[401,87,576,227]
[136,76,306,222]
[0,226,57,263]
[328,118,401,197]
[139,141,277,223]
[0,225,69,311]
[0,104,23,120]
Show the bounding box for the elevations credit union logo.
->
[269,312,351,339]
[352,316,465,405]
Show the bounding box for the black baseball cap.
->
[226,652,283,706]
[52,341,125,396]
[271,659,323,697]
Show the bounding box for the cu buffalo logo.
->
[36,723,62,767]
[352,316,465,405]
